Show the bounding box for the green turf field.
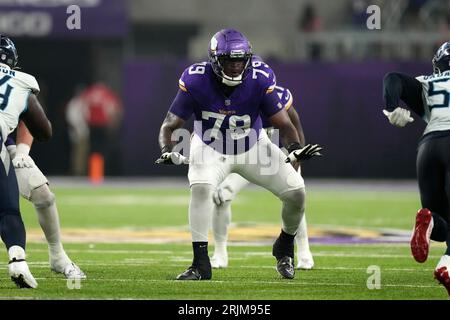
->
[3,183,448,299]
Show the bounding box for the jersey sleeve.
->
[251,61,277,94]
[260,90,284,118]
[282,88,293,111]
[168,88,196,121]
[383,72,424,117]
[20,72,40,95]
[262,66,276,94]
[177,62,208,93]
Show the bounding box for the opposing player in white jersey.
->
[0,35,53,288]
[0,36,85,282]
[383,40,450,295]
[6,126,86,280]
[211,84,314,270]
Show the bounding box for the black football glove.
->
[155,152,189,165]
[285,143,323,163]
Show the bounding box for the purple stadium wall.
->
[122,60,430,178]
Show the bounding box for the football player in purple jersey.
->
[211,82,314,270]
[157,29,321,280]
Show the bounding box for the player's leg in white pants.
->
[179,134,232,279]
[235,133,306,277]
[212,165,314,270]
[292,167,314,269]
[14,159,86,279]
[296,214,314,269]
[211,173,250,268]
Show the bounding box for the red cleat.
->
[410,208,433,263]
[434,267,450,296]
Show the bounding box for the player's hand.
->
[285,144,323,163]
[155,152,189,165]
[213,185,234,206]
[12,154,35,168]
[383,107,414,127]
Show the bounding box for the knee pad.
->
[29,185,55,209]
[15,165,48,200]
[280,188,306,210]
[191,183,215,200]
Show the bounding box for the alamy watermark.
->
[366,265,381,289]
[66,277,82,290]
[168,126,290,175]
[66,5,81,30]
[366,5,381,30]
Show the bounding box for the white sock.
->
[212,201,231,252]
[280,188,306,235]
[296,214,311,254]
[30,185,68,262]
[35,203,68,259]
[8,245,25,261]
[189,184,215,242]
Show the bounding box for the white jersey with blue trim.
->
[0,64,39,140]
[416,71,450,135]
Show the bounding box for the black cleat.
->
[176,265,211,281]
[276,256,295,279]
[11,274,33,288]
[273,230,295,279]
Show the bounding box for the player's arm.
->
[20,93,52,142]
[287,106,305,147]
[156,88,195,165]
[8,121,36,168]
[158,111,185,153]
[382,72,425,127]
[264,92,321,163]
[269,108,301,149]
[16,121,34,147]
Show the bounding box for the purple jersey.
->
[169,60,283,154]
[5,135,15,147]
[261,86,293,128]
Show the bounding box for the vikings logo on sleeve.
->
[260,85,293,128]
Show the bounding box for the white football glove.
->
[383,107,414,127]
[285,143,323,163]
[11,144,34,168]
[12,154,35,168]
[213,185,234,206]
[155,152,189,165]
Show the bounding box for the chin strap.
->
[221,72,242,86]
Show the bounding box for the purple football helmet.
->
[432,41,450,73]
[208,29,253,86]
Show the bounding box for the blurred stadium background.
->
[0,0,449,299]
[1,0,446,178]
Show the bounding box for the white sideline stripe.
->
[26,248,431,257]
[59,195,191,206]
[245,252,442,259]
[28,249,176,254]
[3,261,431,272]
[0,277,437,289]
[24,248,443,259]
[0,297,144,300]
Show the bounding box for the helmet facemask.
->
[432,42,450,74]
[208,29,253,87]
[0,36,18,69]
[216,53,252,86]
